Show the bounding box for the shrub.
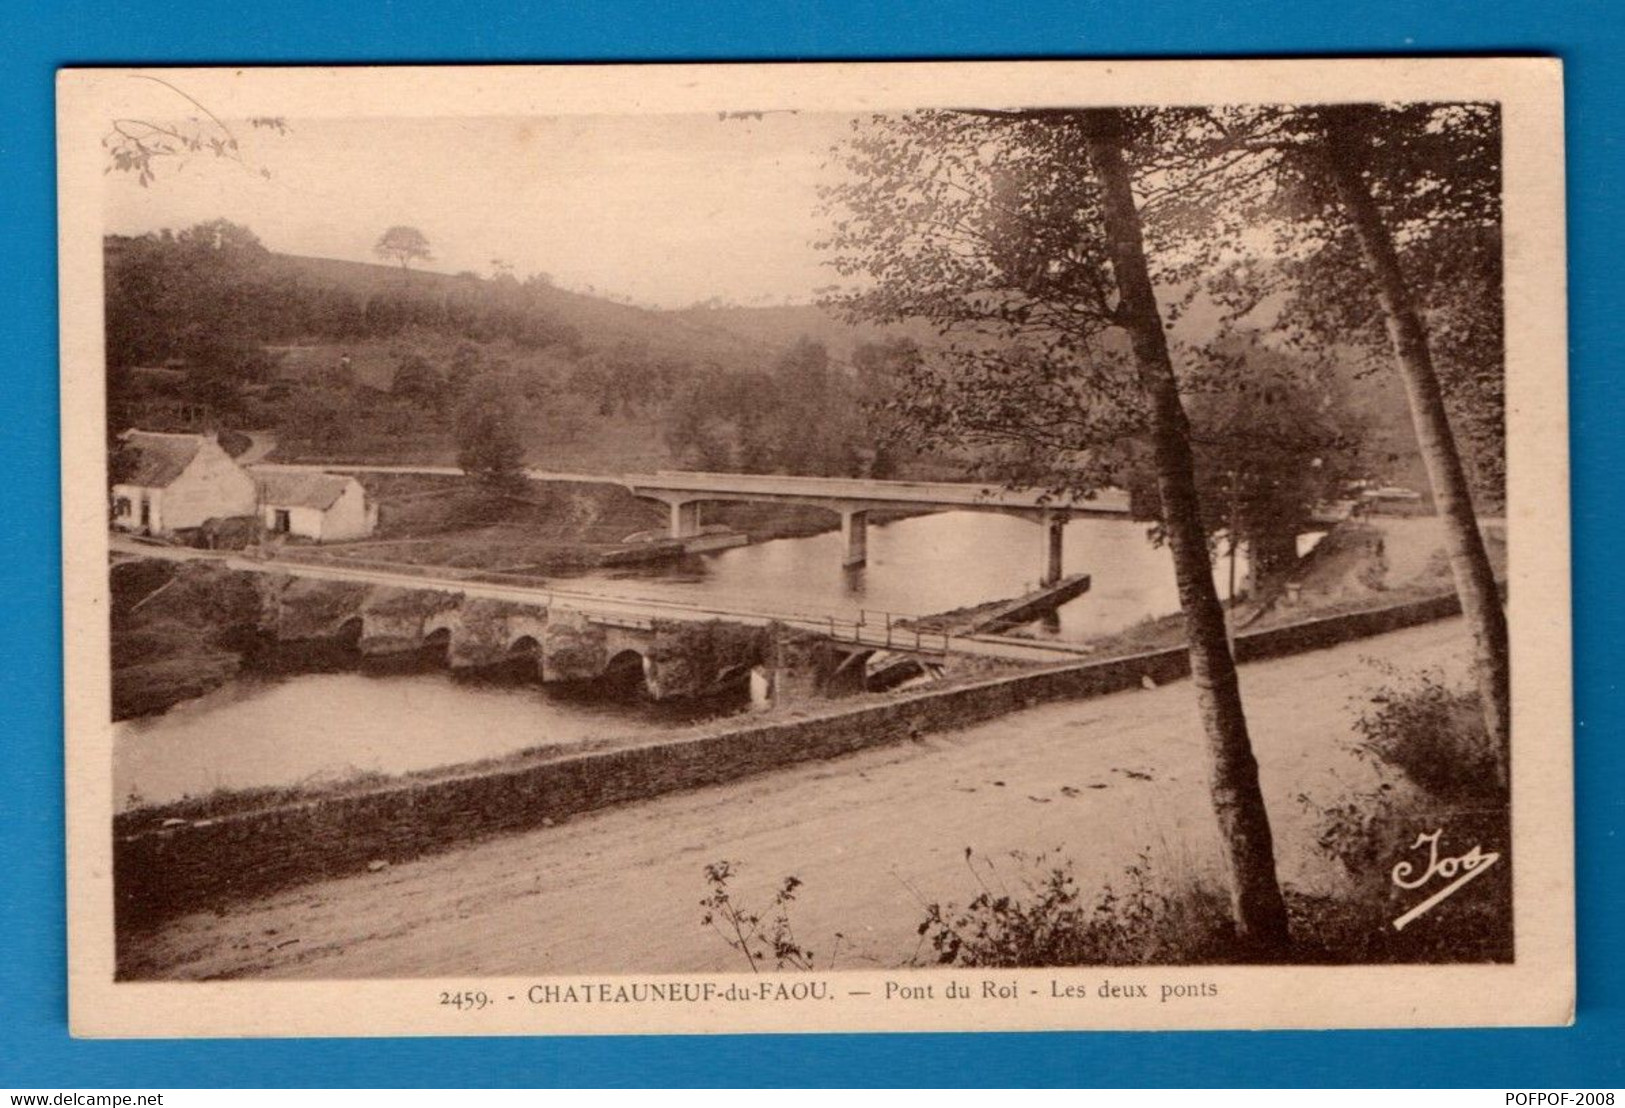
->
[1286,663,1514,964]
[700,861,836,972]
[1351,662,1503,804]
[916,849,1237,967]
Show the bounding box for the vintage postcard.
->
[59,59,1572,1037]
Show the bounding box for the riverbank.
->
[117,615,1477,980]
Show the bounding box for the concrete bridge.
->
[250,462,1133,586]
[619,471,1132,584]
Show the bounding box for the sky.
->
[103,111,861,308]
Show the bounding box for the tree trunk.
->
[1321,111,1511,789]
[1083,110,1291,953]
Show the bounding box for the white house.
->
[112,430,258,536]
[253,470,378,542]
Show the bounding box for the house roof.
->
[119,431,207,488]
[254,470,353,511]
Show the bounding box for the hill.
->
[264,253,775,372]
[106,234,1445,499]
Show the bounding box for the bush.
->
[1351,662,1503,803]
[1287,663,1514,964]
[917,849,1237,967]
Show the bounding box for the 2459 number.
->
[439,990,492,1011]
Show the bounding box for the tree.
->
[571,341,653,416]
[391,352,445,409]
[1145,103,1509,784]
[821,108,1291,950]
[851,337,924,478]
[453,374,528,489]
[374,225,434,274]
[276,385,355,457]
[1315,106,1508,784]
[1135,332,1365,593]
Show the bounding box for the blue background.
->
[3,0,1619,1088]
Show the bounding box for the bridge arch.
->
[504,634,543,680]
[422,625,451,657]
[602,648,652,695]
[423,611,459,639]
[507,634,542,657]
[828,647,875,696]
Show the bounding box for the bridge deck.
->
[252,463,1132,518]
[621,471,1132,515]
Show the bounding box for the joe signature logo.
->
[1390,829,1501,931]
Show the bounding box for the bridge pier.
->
[841,509,869,568]
[1041,512,1067,587]
[669,500,703,540]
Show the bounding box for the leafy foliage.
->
[102,74,287,187]
[917,849,1236,967]
[105,226,584,372]
[391,353,446,409]
[663,338,887,477]
[700,861,832,972]
[1134,329,1367,581]
[1290,663,1511,964]
[453,374,529,489]
[1350,661,1504,804]
[1143,103,1506,508]
[819,111,1146,494]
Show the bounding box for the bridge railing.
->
[811,610,951,655]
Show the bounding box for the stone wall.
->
[114,588,1468,935]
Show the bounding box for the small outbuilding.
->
[253,470,378,542]
[112,430,258,536]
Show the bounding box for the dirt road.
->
[122,617,1472,980]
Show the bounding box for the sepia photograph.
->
[56,60,1571,1037]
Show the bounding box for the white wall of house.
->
[112,439,257,534]
[111,484,159,533]
[320,479,377,541]
[261,502,327,539]
[260,478,376,542]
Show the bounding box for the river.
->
[115,512,1312,810]
[562,511,1275,642]
[114,668,750,811]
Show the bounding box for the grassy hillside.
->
[265,253,772,372]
